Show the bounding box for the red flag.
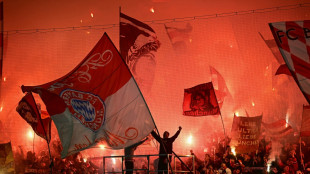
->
[16,92,51,142]
[275,64,292,76]
[21,33,155,158]
[300,105,310,137]
[210,66,231,108]
[269,20,310,104]
[262,119,293,139]
[183,82,220,116]
[164,23,192,52]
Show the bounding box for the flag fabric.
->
[164,23,192,52]
[275,64,291,76]
[120,12,160,72]
[269,20,310,104]
[258,32,290,76]
[262,119,293,139]
[16,92,51,142]
[300,105,310,137]
[119,13,160,97]
[183,82,220,116]
[21,33,155,158]
[210,66,231,108]
[0,142,15,173]
[230,115,262,154]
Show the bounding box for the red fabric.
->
[183,82,220,116]
[16,92,51,142]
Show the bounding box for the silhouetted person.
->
[151,126,182,174]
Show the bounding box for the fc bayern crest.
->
[60,89,106,132]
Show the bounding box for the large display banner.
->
[230,115,262,154]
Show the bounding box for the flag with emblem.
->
[183,82,220,116]
[269,20,310,104]
[21,33,155,158]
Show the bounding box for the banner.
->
[16,92,51,142]
[300,105,310,137]
[0,142,14,173]
[120,13,160,98]
[269,20,310,104]
[230,115,262,154]
[21,33,155,158]
[183,82,220,116]
[262,119,292,139]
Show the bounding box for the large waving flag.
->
[269,20,310,104]
[21,33,155,158]
[300,105,310,137]
[183,82,220,116]
[16,92,51,142]
[120,12,160,97]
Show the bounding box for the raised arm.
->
[151,130,161,142]
[170,126,182,142]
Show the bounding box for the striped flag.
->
[262,119,293,139]
[300,105,310,137]
[21,33,155,158]
[269,20,310,104]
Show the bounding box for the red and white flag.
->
[210,66,231,108]
[21,33,155,158]
[164,23,192,52]
[262,119,293,139]
[300,105,310,137]
[16,92,51,142]
[269,20,310,104]
[183,82,220,116]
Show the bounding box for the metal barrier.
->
[103,154,195,174]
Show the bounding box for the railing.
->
[103,154,195,174]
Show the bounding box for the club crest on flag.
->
[60,89,106,132]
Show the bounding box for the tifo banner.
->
[300,105,310,137]
[230,115,262,154]
[183,82,220,116]
[0,142,14,173]
[16,92,51,142]
[269,20,310,104]
[21,33,155,158]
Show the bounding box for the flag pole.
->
[211,81,227,149]
[30,92,53,173]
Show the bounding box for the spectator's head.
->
[163,131,169,138]
[221,163,227,170]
